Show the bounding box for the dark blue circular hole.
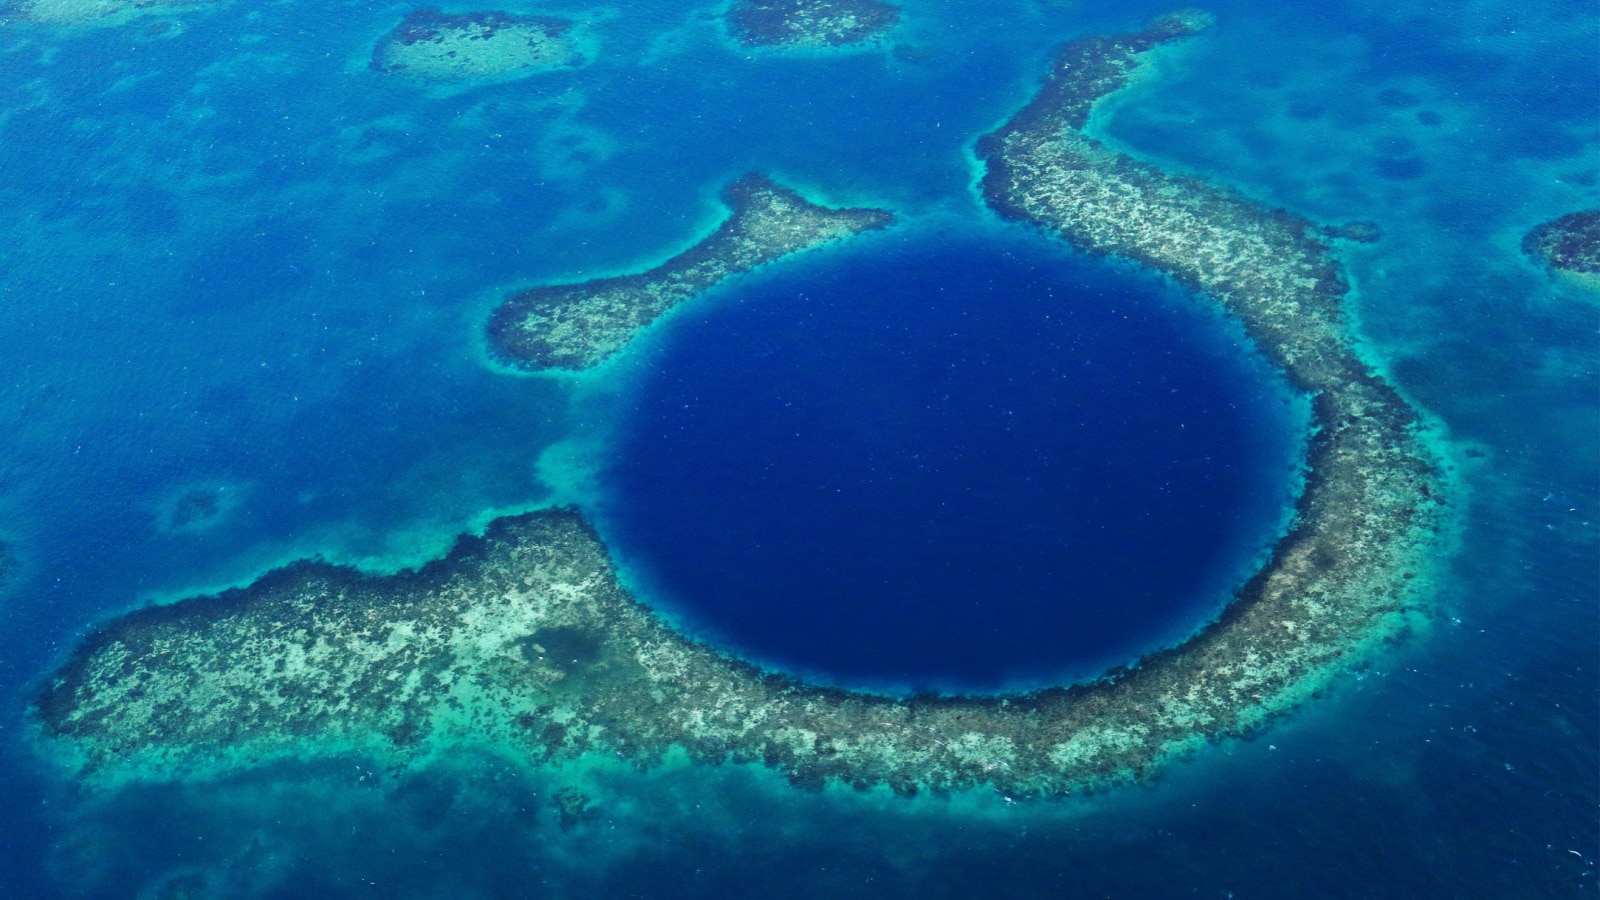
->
[597,231,1303,693]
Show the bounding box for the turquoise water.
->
[0,0,1594,896]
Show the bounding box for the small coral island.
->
[1523,210,1600,284]
[487,174,893,372]
[35,13,1454,799]
[372,8,584,82]
[726,0,900,49]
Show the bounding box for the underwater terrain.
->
[0,0,1594,896]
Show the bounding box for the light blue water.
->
[0,0,1594,896]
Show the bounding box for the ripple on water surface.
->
[596,230,1308,693]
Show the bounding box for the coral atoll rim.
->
[34,13,1454,800]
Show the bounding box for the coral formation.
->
[35,13,1453,799]
[973,6,1452,761]
[726,0,900,49]
[487,174,893,372]
[154,482,242,535]
[1523,210,1600,282]
[15,0,212,27]
[371,9,584,82]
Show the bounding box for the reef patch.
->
[486,174,893,372]
[35,13,1454,799]
[725,0,900,49]
[153,481,244,535]
[371,8,585,82]
[15,0,212,27]
[1523,210,1600,285]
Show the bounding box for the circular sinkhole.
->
[593,229,1306,694]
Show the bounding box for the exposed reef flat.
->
[371,9,584,82]
[487,174,893,372]
[726,0,899,49]
[15,0,211,26]
[1523,210,1600,285]
[35,14,1454,798]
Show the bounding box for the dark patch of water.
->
[599,232,1303,691]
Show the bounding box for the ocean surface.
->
[0,0,1594,896]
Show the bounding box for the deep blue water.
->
[599,232,1301,691]
[0,0,1594,896]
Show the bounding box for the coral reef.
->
[35,13,1454,799]
[154,482,242,535]
[974,8,1452,764]
[1523,210,1600,282]
[487,174,893,372]
[15,0,212,27]
[371,9,584,82]
[726,0,900,49]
